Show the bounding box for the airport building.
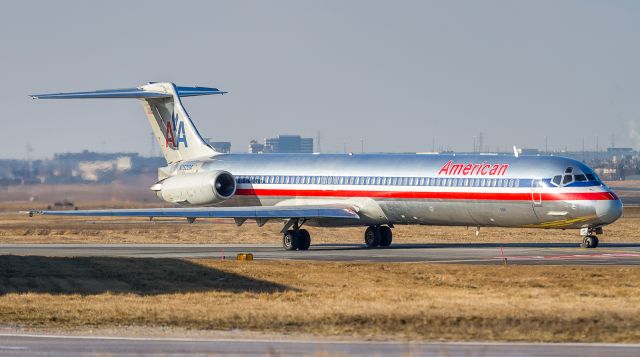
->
[248,140,265,154]
[249,135,314,154]
[205,140,231,154]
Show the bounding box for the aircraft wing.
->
[28,204,360,221]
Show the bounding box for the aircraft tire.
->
[283,230,299,251]
[582,235,599,248]
[379,226,393,247]
[299,229,311,250]
[364,226,381,248]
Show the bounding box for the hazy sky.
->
[2,0,639,158]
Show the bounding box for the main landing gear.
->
[283,229,311,251]
[580,227,603,249]
[282,218,311,251]
[364,225,393,248]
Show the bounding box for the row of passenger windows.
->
[236,175,521,188]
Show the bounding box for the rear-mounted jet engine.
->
[152,171,236,206]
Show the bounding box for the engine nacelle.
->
[153,171,236,206]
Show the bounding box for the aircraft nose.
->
[595,193,623,224]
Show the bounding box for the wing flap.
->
[29,205,360,220]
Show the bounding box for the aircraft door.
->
[531,179,543,207]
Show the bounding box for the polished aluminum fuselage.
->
[162,153,622,229]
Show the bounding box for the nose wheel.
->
[581,235,599,249]
[580,227,602,249]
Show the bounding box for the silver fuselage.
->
[162,153,622,229]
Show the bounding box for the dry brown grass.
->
[0,259,639,342]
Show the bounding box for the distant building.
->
[607,147,633,158]
[262,135,314,153]
[248,140,265,153]
[206,140,231,154]
[519,148,539,155]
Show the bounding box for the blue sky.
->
[2,0,639,158]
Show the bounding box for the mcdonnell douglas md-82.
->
[29,82,622,250]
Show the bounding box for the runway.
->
[2,242,640,265]
[1,334,639,357]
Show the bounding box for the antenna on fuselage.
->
[513,146,519,158]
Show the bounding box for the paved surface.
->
[1,334,639,356]
[2,242,640,265]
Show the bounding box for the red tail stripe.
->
[235,188,616,201]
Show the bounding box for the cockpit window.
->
[554,166,600,187]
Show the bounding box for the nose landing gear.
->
[582,235,599,249]
[580,227,602,248]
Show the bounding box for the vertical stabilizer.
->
[30,82,227,164]
[139,83,218,163]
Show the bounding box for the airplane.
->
[29,82,623,250]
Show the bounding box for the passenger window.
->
[562,175,573,185]
[552,175,561,186]
[575,174,587,182]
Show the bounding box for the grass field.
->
[0,259,639,342]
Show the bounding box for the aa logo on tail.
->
[165,113,188,149]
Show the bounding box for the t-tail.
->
[30,82,227,164]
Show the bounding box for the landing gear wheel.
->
[298,229,311,250]
[283,230,300,251]
[582,235,599,249]
[379,226,393,247]
[364,226,381,248]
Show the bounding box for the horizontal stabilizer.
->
[30,85,226,99]
[29,205,360,220]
